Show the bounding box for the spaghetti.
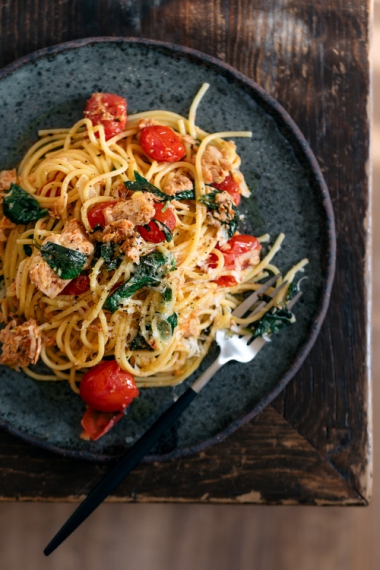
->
[0,84,308,399]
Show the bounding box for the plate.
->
[0,38,335,461]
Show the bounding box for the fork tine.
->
[286,290,303,310]
[246,280,288,319]
[232,273,281,318]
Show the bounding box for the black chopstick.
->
[44,386,198,556]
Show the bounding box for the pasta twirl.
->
[0,84,308,399]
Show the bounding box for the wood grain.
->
[0,0,371,505]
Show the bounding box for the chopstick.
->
[43,274,286,556]
[44,387,198,555]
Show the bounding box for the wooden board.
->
[0,0,371,505]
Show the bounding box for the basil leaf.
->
[252,308,294,339]
[152,219,173,242]
[199,189,239,238]
[40,242,88,279]
[286,282,298,301]
[225,212,240,239]
[162,287,172,303]
[125,171,195,202]
[167,312,178,333]
[157,313,178,340]
[198,190,220,210]
[173,189,195,200]
[124,172,168,200]
[3,183,49,225]
[103,251,175,313]
[92,242,122,271]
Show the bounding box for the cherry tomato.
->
[211,174,241,206]
[84,93,127,140]
[60,275,90,296]
[81,407,124,441]
[137,203,176,243]
[140,125,186,162]
[87,201,115,229]
[80,360,139,413]
[208,234,262,287]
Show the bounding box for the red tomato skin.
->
[208,234,262,287]
[60,275,90,296]
[140,125,186,162]
[80,360,139,413]
[212,174,241,206]
[87,201,115,229]
[81,407,125,441]
[137,203,176,243]
[84,93,127,140]
[214,275,238,287]
[219,235,261,269]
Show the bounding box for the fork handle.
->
[44,386,198,556]
[191,357,222,393]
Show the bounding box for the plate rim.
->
[0,36,336,462]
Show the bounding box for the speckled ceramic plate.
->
[0,38,335,461]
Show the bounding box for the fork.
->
[44,274,302,556]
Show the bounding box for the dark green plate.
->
[0,38,335,461]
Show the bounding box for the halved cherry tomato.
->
[140,125,186,162]
[60,275,90,296]
[84,93,127,140]
[80,360,139,413]
[81,407,124,441]
[208,234,262,287]
[211,174,241,206]
[137,203,176,243]
[87,201,115,229]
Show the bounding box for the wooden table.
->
[0,0,371,505]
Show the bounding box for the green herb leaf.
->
[199,190,239,238]
[124,172,168,200]
[103,251,175,313]
[162,287,172,303]
[226,212,240,238]
[129,333,154,351]
[40,242,88,279]
[252,308,294,339]
[152,219,173,242]
[167,312,178,332]
[92,242,122,271]
[125,171,195,202]
[3,183,49,225]
[157,313,178,340]
[173,189,195,200]
[286,282,298,301]
[198,190,220,210]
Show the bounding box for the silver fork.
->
[44,274,302,556]
[192,273,299,393]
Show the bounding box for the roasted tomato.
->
[137,203,176,243]
[211,173,241,206]
[87,201,115,229]
[84,93,127,140]
[60,275,90,296]
[140,125,186,162]
[208,234,262,287]
[81,408,124,441]
[80,360,139,413]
